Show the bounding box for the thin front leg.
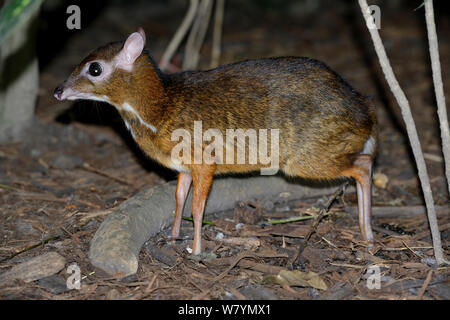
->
[171,172,192,239]
[190,164,215,255]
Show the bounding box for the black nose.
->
[54,86,63,100]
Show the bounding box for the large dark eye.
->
[89,62,103,77]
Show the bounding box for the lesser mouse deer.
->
[54,28,377,254]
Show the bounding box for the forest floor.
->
[0,1,448,299]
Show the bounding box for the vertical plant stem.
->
[183,0,213,70]
[210,0,225,68]
[159,0,199,71]
[424,0,450,196]
[358,0,447,265]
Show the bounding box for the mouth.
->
[53,86,109,103]
[53,86,83,101]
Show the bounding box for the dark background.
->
[0,0,448,299]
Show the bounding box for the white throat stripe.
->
[122,102,157,133]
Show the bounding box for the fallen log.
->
[89,175,347,277]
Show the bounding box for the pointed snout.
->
[53,79,105,102]
[54,85,64,100]
[53,80,68,101]
[53,81,81,101]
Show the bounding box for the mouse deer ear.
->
[137,27,146,45]
[116,31,145,69]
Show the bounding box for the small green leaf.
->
[182,216,215,226]
[268,215,314,225]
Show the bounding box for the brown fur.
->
[57,38,379,252]
[65,41,377,180]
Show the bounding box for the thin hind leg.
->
[171,172,192,240]
[341,154,374,246]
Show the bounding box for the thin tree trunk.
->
[358,0,448,265]
[159,0,199,71]
[183,0,213,70]
[424,0,450,196]
[210,0,225,68]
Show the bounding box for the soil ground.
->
[0,1,448,299]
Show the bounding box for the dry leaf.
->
[222,237,261,249]
[263,270,328,290]
[373,173,389,189]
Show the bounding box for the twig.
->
[81,163,133,186]
[358,0,448,265]
[13,192,68,203]
[417,269,433,300]
[183,0,213,70]
[268,214,315,225]
[381,246,433,251]
[424,0,450,196]
[210,0,225,68]
[144,273,158,293]
[0,183,20,191]
[0,236,61,263]
[291,184,347,268]
[424,153,443,163]
[73,199,101,209]
[305,184,347,242]
[401,240,422,259]
[159,0,199,71]
[77,209,112,223]
[207,254,285,274]
[328,262,365,269]
[212,252,257,282]
[321,237,338,249]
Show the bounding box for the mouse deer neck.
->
[110,56,168,133]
